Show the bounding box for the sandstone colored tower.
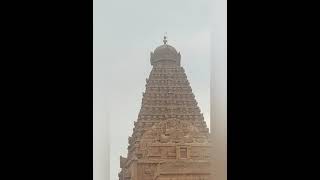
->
[118,37,212,180]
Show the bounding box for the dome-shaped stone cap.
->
[150,36,181,66]
[154,44,178,54]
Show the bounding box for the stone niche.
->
[145,144,177,160]
[137,163,158,180]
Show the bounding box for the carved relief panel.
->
[137,163,158,180]
[140,118,206,144]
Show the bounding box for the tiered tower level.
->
[118,37,212,180]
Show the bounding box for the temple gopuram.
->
[118,36,212,180]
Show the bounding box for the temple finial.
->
[163,33,167,44]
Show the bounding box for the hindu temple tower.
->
[118,36,212,180]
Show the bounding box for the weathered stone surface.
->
[118,37,211,180]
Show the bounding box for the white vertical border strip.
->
[211,0,227,179]
[93,82,109,180]
[93,0,109,176]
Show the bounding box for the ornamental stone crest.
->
[141,118,207,144]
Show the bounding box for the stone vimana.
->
[118,36,212,180]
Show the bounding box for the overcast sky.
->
[94,0,212,180]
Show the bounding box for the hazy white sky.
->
[94,0,212,180]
